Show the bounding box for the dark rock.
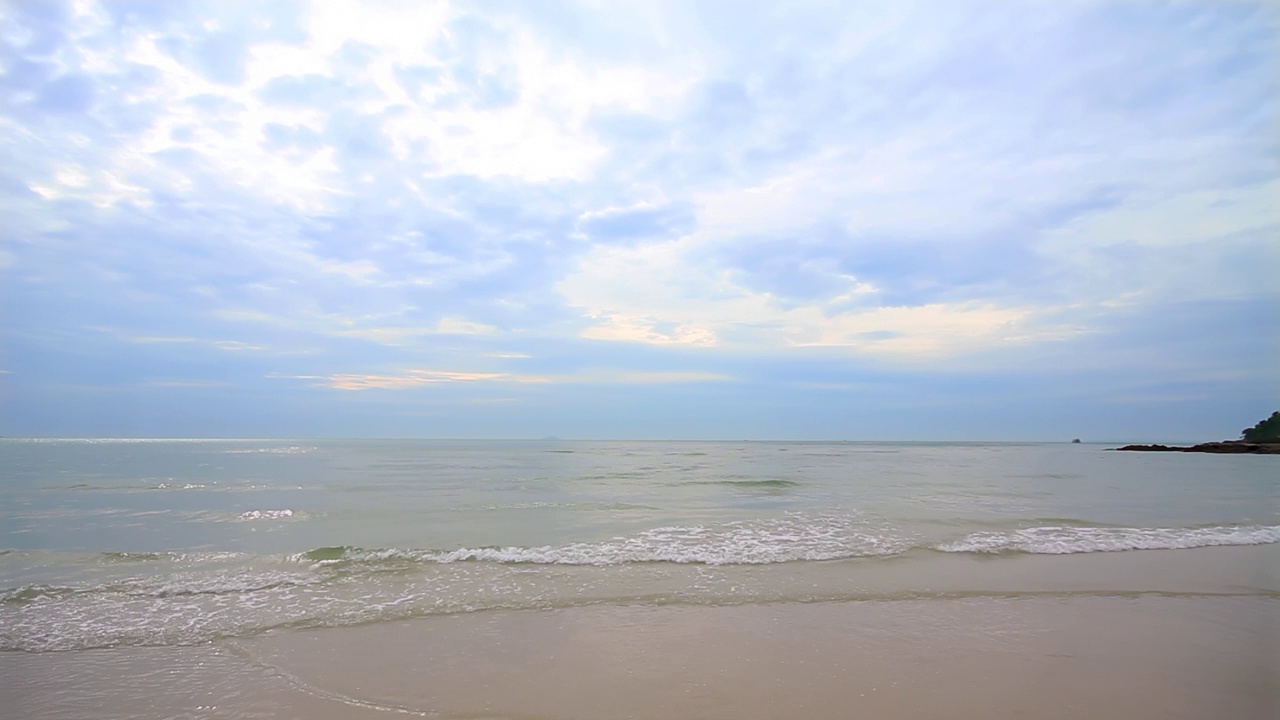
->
[1184,441,1280,454]
[1113,441,1280,455]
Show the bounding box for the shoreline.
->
[1113,441,1280,454]
[6,545,1278,719]
[8,593,1276,720]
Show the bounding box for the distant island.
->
[1115,411,1280,454]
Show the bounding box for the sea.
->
[2,438,1277,655]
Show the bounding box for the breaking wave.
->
[937,524,1280,554]
[4,520,1278,652]
[292,514,908,567]
[235,509,297,521]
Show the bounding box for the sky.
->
[1,0,1277,441]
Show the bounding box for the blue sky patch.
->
[1,0,1276,440]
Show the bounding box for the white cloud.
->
[3,0,1276,438]
[322,370,539,390]
[1042,180,1280,251]
[580,314,719,347]
[434,317,498,335]
[558,237,1076,359]
[87,327,271,353]
[310,367,733,390]
[209,307,502,346]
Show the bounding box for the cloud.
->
[85,327,272,353]
[434,317,497,335]
[577,202,696,244]
[139,379,234,388]
[594,371,731,384]
[558,237,1080,358]
[300,368,732,391]
[320,370,538,390]
[258,73,381,107]
[1,0,1276,438]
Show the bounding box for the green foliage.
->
[1241,411,1280,442]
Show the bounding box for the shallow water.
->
[2,438,1276,654]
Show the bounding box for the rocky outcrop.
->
[1114,441,1280,454]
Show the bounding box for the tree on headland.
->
[1241,411,1280,442]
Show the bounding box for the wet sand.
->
[5,545,1278,719]
[4,595,1275,719]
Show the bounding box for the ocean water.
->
[1,438,1277,653]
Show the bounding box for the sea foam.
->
[294,514,911,567]
[235,509,296,521]
[936,524,1280,554]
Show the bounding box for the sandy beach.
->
[4,440,1277,718]
[5,0,1278,715]
[6,546,1277,720]
[6,594,1276,720]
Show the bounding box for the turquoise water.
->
[2,438,1277,651]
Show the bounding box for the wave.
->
[98,551,167,563]
[2,515,901,651]
[4,520,1278,652]
[15,521,1275,578]
[291,515,909,567]
[2,575,317,605]
[223,446,315,454]
[477,501,661,512]
[2,584,86,604]
[0,550,249,569]
[56,481,205,492]
[681,478,802,489]
[937,524,1280,554]
[52,481,292,493]
[284,523,1280,567]
[235,509,297,521]
[714,479,801,489]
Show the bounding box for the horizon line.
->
[0,435,1186,445]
